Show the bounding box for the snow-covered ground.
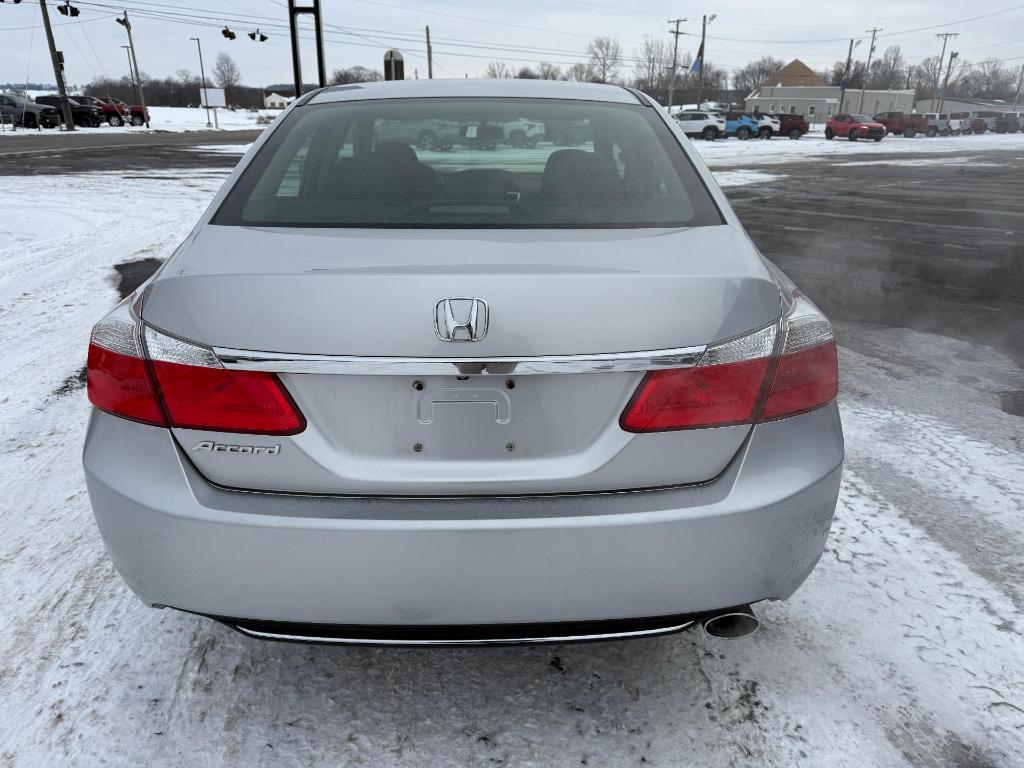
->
[0,105,275,135]
[1,166,1024,767]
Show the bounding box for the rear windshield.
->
[213,97,722,229]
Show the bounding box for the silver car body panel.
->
[84,80,843,635]
[85,402,843,627]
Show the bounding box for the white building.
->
[743,60,915,123]
[263,92,294,110]
[913,96,1021,114]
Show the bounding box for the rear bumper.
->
[83,403,843,631]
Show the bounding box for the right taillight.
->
[87,297,305,435]
[760,295,838,421]
[620,294,837,432]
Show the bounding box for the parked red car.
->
[872,111,928,138]
[769,113,809,139]
[73,95,128,126]
[107,97,149,126]
[825,113,885,142]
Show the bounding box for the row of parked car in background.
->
[673,110,810,140]
[0,92,149,129]
[872,110,1020,137]
[673,107,1021,142]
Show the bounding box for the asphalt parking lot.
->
[1,132,1022,766]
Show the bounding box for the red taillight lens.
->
[620,295,838,432]
[620,358,769,432]
[86,343,164,426]
[87,301,305,435]
[149,361,305,435]
[760,341,838,421]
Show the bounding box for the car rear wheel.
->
[701,126,718,140]
[130,115,144,127]
[788,128,801,139]
[23,113,38,129]
[108,114,123,127]
[736,126,752,140]
[824,127,834,140]
[848,129,858,141]
[904,126,916,138]
[926,126,938,137]
[507,129,527,148]
[873,136,883,142]
[73,114,91,127]
[758,126,772,139]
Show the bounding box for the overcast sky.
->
[2,0,1022,90]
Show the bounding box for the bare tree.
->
[868,46,906,90]
[912,55,944,98]
[563,62,592,82]
[731,56,784,95]
[212,52,241,96]
[633,36,671,92]
[962,57,1013,99]
[587,37,622,83]
[485,61,512,79]
[330,66,383,84]
[537,62,562,80]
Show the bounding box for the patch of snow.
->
[186,143,253,155]
[712,170,786,187]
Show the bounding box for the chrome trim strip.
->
[232,620,697,645]
[213,345,706,376]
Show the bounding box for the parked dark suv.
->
[0,93,59,129]
[34,95,103,128]
[997,113,1021,134]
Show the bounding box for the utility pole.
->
[665,18,686,111]
[837,38,860,114]
[117,12,149,127]
[38,0,75,131]
[190,37,212,128]
[938,50,959,113]
[933,32,958,111]
[694,14,715,109]
[857,27,881,114]
[425,26,433,79]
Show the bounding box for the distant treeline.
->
[83,75,265,108]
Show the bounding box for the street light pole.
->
[121,45,137,101]
[190,37,212,128]
[837,38,861,114]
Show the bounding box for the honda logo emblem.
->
[435,298,488,342]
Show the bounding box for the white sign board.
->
[199,87,226,108]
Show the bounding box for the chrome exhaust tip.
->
[701,605,760,639]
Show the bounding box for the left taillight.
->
[87,298,305,435]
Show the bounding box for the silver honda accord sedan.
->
[83,79,843,645]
